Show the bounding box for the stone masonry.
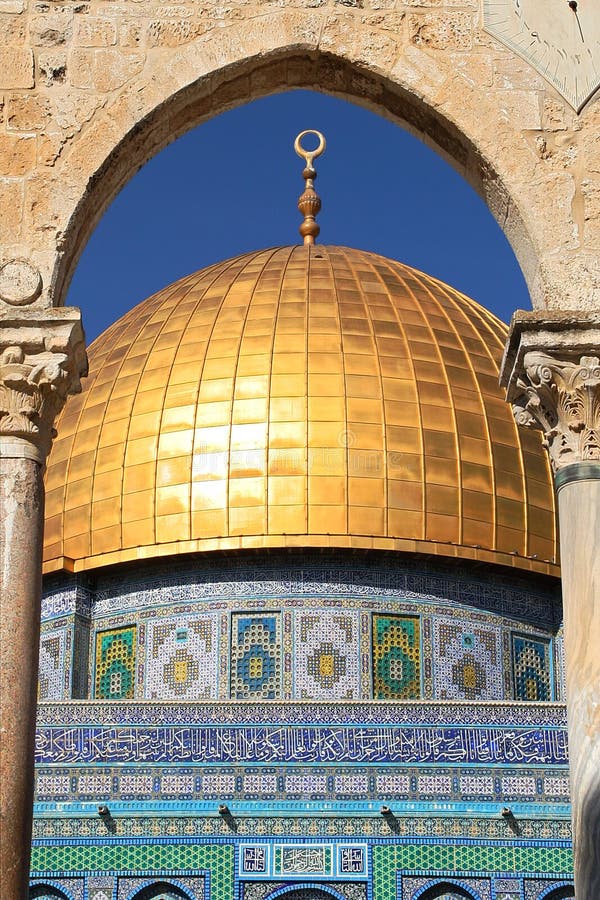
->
[0,0,598,315]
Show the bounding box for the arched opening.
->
[29,885,71,900]
[67,90,529,344]
[265,886,347,900]
[415,883,478,900]
[130,882,191,900]
[538,886,576,900]
[52,48,541,313]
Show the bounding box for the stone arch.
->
[33,22,592,316]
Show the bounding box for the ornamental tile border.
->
[36,700,567,729]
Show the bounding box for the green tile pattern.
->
[31,843,233,900]
[372,844,573,900]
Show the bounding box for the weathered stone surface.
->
[0,47,33,89]
[0,4,594,313]
[0,133,35,175]
[0,259,42,305]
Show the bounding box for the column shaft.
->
[0,456,45,900]
[557,475,600,897]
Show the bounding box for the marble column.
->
[0,308,87,900]
[501,312,600,899]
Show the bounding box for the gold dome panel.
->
[43,246,558,576]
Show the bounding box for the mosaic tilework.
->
[88,552,561,627]
[31,843,233,900]
[36,698,567,728]
[94,626,136,700]
[31,815,573,841]
[373,615,420,699]
[294,610,361,699]
[42,553,564,702]
[433,618,503,701]
[34,762,570,806]
[242,884,367,900]
[117,875,205,899]
[402,877,492,900]
[72,617,91,699]
[87,875,115,900]
[30,878,85,900]
[513,635,552,702]
[523,880,575,900]
[372,844,573,900]
[145,614,219,700]
[231,613,282,699]
[38,628,67,700]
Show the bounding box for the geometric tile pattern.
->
[31,843,234,900]
[433,618,503,701]
[294,610,361,699]
[373,614,420,699]
[38,628,67,700]
[145,614,219,700]
[372,844,573,900]
[512,634,552,702]
[231,613,282,699]
[30,879,85,900]
[29,840,573,899]
[94,626,136,700]
[116,875,206,899]
[401,876,492,900]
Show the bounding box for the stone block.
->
[93,49,145,92]
[0,47,34,89]
[7,94,51,131]
[582,179,600,251]
[0,0,25,12]
[30,12,73,47]
[407,11,473,51]
[0,178,23,242]
[0,13,27,45]
[0,133,36,175]
[37,51,67,87]
[497,89,541,131]
[68,48,94,89]
[74,17,117,48]
[119,21,144,48]
[146,19,201,47]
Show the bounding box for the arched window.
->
[130,883,191,900]
[30,886,71,900]
[539,888,575,900]
[266,889,345,900]
[417,884,476,900]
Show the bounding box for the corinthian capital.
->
[500,311,600,474]
[0,308,87,464]
[512,352,600,471]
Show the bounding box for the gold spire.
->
[294,130,326,246]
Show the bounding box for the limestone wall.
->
[0,0,599,313]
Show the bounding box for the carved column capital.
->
[0,308,87,464]
[500,311,600,474]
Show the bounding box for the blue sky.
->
[67,90,530,342]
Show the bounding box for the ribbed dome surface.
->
[43,246,558,575]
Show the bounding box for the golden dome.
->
[43,246,558,576]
